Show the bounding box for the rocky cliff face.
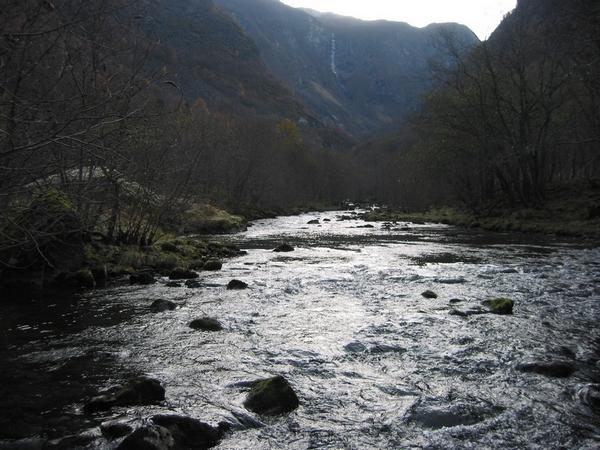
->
[215,0,479,137]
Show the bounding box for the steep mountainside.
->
[139,0,312,122]
[215,0,479,137]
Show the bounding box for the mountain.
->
[139,0,305,118]
[214,0,479,137]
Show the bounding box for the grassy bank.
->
[362,186,600,240]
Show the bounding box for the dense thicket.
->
[357,0,600,211]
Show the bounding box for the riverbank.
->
[361,187,600,240]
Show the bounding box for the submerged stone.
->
[307,219,320,224]
[84,377,165,412]
[189,317,223,332]
[421,290,438,299]
[482,298,514,315]
[273,243,294,252]
[243,375,299,416]
[185,279,202,288]
[150,299,176,312]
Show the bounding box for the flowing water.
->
[1,211,600,449]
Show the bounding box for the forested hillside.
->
[355,0,600,219]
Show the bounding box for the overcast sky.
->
[280,0,517,40]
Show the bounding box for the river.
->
[1,211,599,449]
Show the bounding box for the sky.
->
[280,0,517,40]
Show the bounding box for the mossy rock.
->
[56,269,95,288]
[189,317,222,331]
[243,375,299,416]
[130,271,156,285]
[6,189,85,273]
[160,242,179,253]
[421,290,438,299]
[202,259,223,271]
[482,298,514,315]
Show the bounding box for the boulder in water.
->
[56,269,96,288]
[84,377,165,412]
[482,298,514,315]
[151,414,222,449]
[150,299,176,312]
[169,268,198,280]
[515,359,575,377]
[307,219,319,224]
[227,279,248,290]
[243,375,299,415]
[117,425,174,450]
[273,243,294,252]
[189,317,223,332]
[421,290,438,299]
[202,260,222,271]
[130,272,156,285]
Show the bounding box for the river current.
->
[1,211,599,449]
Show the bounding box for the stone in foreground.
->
[189,317,223,331]
[117,425,174,450]
[151,414,222,449]
[84,377,165,412]
[243,375,299,416]
[482,298,514,315]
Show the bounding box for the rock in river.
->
[117,425,174,450]
[515,359,575,378]
[421,290,438,299]
[202,260,223,271]
[307,219,319,224]
[130,271,156,285]
[273,243,294,252]
[243,375,299,416]
[84,377,165,412]
[151,414,222,449]
[227,279,248,290]
[189,317,223,332]
[482,298,514,315]
[169,268,199,280]
[150,299,176,312]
